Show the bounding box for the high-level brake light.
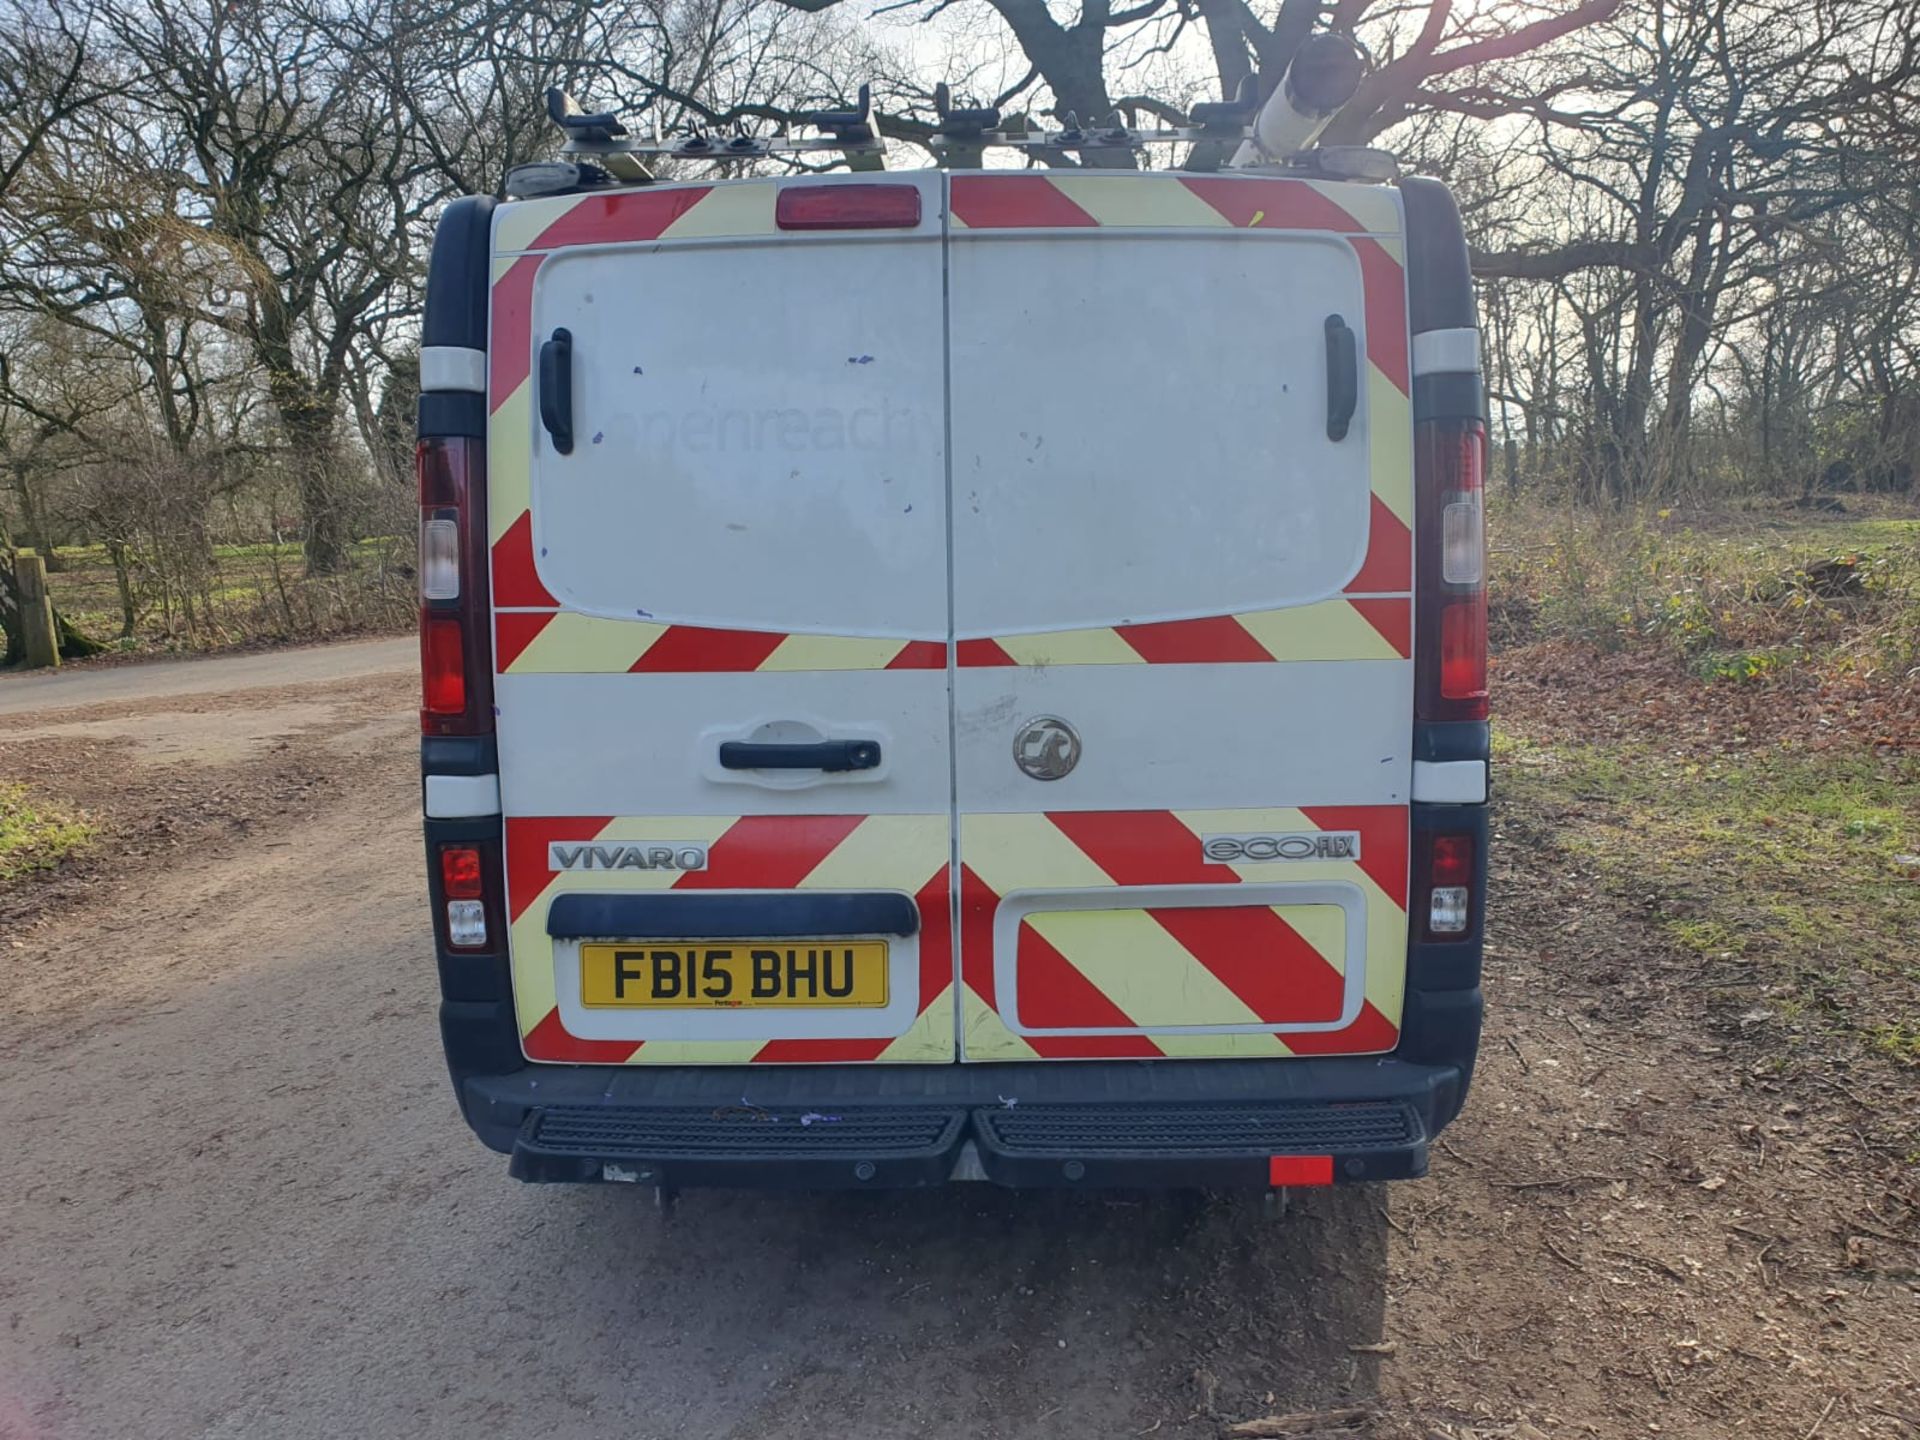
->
[776,184,922,231]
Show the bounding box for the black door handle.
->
[1325,313,1358,442]
[539,327,574,454]
[719,740,882,772]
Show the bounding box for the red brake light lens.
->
[776,184,922,230]
[1430,833,1474,886]
[421,615,466,715]
[440,845,483,899]
[1440,591,1487,701]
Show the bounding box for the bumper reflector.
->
[1268,1154,1334,1187]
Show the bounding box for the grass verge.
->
[1495,727,1920,1069]
[1491,500,1920,686]
[0,783,95,883]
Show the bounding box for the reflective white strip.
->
[1410,328,1480,378]
[424,772,502,818]
[1412,759,1486,804]
[420,345,487,394]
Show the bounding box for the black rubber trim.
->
[503,1090,1436,1190]
[545,890,920,940]
[510,1105,966,1187]
[1413,371,1484,424]
[442,1000,525,1080]
[417,390,485,439]
[1398,176,1474,336]
[512,1099,1429,1189]
[423,195,496,352]
[1413,720,1490,764]
[972,1100,1427,1187]
[1397,987,1483,1096]
[461,1055,1465,1164]
[422,735,499,777]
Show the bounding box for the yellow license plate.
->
[579,941,889,1009]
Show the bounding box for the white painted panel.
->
[528,176,948,637]
[948,231,1371,636]
[953,659,1412,813]
[1411,758,1486,803]
[495,670,953,817]
[424,772,501,818]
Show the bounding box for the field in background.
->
[36,536,413,658]
[1490,495,1920,1134]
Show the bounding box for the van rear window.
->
[526,238,948,638]
[948,232,1374,634]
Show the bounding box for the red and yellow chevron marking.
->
[959,806,1407,1061]
[486,173,1413,673]
[506,813,954,1064]
[489,602,1408,674]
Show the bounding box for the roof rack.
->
[518,44,1394,195]
[541,84,888,182]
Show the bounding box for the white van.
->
[415,122,1488,1193]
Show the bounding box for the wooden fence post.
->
[16,550,60,669]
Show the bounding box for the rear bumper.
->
[460,1054,1465,1190]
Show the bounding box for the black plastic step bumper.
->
[511,1104,966,1187]
[972,1099,1425,1187]
[484,1058,1449,1190]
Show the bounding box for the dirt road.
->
[1,644,1912,1440]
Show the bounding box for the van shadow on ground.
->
[519,1179,1391,1439]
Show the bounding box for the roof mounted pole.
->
[1226,33,1367,169]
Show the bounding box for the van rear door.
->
[487,173,956,1064]
[945,174,1414,1061]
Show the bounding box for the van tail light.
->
[433,840,501,951]
[417,436,494,735]
[1415,420,1488,722]
[1416,831,1476,941]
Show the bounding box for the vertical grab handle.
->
[538,327,574,455]
[1325,313,1358,442]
